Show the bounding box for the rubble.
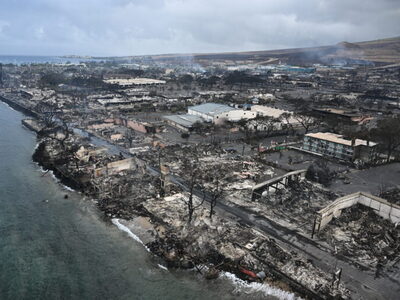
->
[2,49,400,299]
[142,191,349,298]
[320,204,400,270]
[228,179,337,234]
[319,204,400,269]
[380,188,400,205]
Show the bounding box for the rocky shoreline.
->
[32,138,240,271]
[32,140,258,283]
[31,136,349,299]
[2,96,347,299]
[0,95,39,118]
[33,142,85,191]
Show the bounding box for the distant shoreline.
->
[0,55,102,65]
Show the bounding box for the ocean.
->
[0,55,101,65]
[0,102,285,299]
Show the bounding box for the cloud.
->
[0,0,399,56]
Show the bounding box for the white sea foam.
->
[111,218,298,299]
[38,165,47,173]
[158,264,168,271]
[49,170,75,192]
[112,218,150,252]
[51,171,75,191]
[50,170,57,179]
[62,185,75,192]
[39,167,75,192]
[220,271,300,300]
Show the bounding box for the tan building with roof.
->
[251,105,300,127]
[302,132,377,162]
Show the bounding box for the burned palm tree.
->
[181,148,205,224]
[35,102,58,128]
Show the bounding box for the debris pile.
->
[142,192,349,298]
[320,204,400,268]
[33,136,159,219]
[229,179,337,234]
[380,188,400,205]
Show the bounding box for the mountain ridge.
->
[142,36,400,65]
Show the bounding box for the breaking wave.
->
[111,220,299,299]
[49,171,75,191]
[112,218,150,252]
[220,271,300,300]
[157,264,168,271]
[34,142,40,151]
[38,166,75,192]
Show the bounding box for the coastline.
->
[111,218,300,300]
[0,99,81,193]
[32,141,85,191]
[111,218,151,252]
[0,95,332,300]
[32,142,302,299]
[0,95,39,118]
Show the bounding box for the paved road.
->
[79,128,400,300]
[330,163,400,196]
[169,175,400,300]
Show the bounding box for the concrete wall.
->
[113,118,155,134]
[358,193,400,223]
[76,146,108,162]
[21,119,44,133]
[107,158,136,175]
[164,118,190,132]
[94,158,136,177]
[189,109,257,124]
[251,105,300,126]
[188,108,213,122]
[214,110,257,124]
[88,123,114,130]
[126,119,148,133]
[110,133,123,141]
[315,192,400,233]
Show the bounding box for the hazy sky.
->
[0,0,399,56]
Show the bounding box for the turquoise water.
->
[0,102,280,300]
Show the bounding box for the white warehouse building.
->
[188,103,256,123]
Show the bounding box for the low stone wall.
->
[314,192,400,234]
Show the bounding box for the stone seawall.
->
[21,119,44,133]
[0,95,39,118]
